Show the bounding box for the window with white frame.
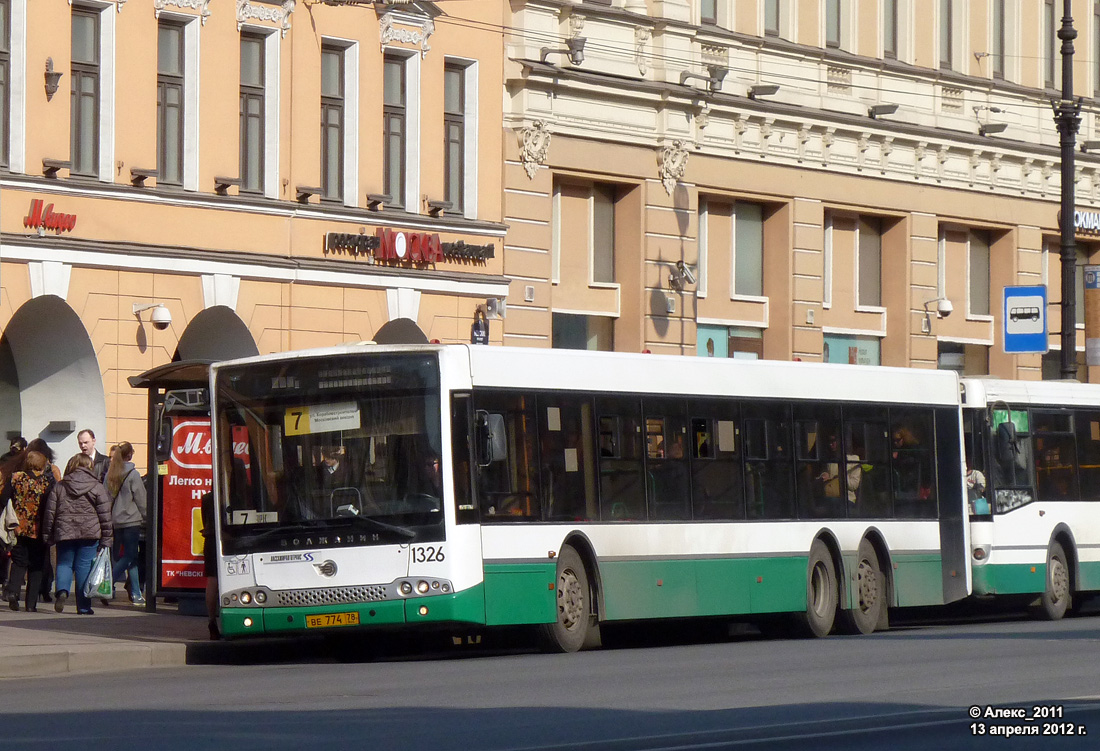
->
[157,20,184,186]
[321,43,344,201]
[883,0,897,57]
[858,217,882,308]
[1045,0,1056,88]
[825,0,841,47]
[442,58,477,218]
[764,0,780,35]
[0,0,9,168]
[939,0,953,69]
[968,230,991,316]
[823,214,833,307]
[701,0,717,25]
[239,32,265,194]
[71,6,100,177]
[697,199,709,299]
[992,0,1005,79]
[733,202,764,298]
[383,51,418,211]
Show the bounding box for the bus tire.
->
[840,539,886,635]
[800,540,838,638]
[539,545,592,653]
[1037,541,1071,621]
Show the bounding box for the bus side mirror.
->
[475,411,506,467]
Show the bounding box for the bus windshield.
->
[213,352,444,555]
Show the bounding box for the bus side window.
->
[643,402,690,521]
[890,410,936,519]
[596,397,645,521]
[538,397,597,522]
[473,392,542,520]
[688,400,744,521]
[451,395,477,524]
[743,403,794,520]
[1075,411,1100,500]
[1033,411,1079,502]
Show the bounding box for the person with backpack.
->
[105,442,147,605]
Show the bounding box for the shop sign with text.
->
[23,199,77,234]
[324,227,494,263]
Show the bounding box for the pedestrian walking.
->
[77,429,110,484]
[105,442,147,605]
[25,439,61,602]
[0,451,55,611]
[40,453,113,615]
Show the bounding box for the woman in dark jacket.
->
[41,454,113,615]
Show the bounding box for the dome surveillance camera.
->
[937,298,954,318]
[151,305,172,330]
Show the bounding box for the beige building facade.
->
[502,0,1100,380]
[1,0,508,462]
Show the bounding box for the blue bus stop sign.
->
[1003,285,1048,354]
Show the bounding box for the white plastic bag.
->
[83,546,114,600]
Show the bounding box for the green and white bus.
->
[962,378,1100,619]
[209,345,970,649]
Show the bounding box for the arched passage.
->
[0,295,106,459]
[173,305,259,362]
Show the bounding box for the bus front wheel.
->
[1036,541,1071,621]
[539,545,592,653]
[801,540,838,638]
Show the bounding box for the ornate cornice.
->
[154,0,212,25]
[236,0,295,38]
[379,11,436,58]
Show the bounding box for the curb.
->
[2,642,188,680]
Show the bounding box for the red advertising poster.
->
[160,418,212,590]
[160,417,248,590]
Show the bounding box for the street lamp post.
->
[1055,0,1081,380]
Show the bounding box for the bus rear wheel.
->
[1036,541,1071,621]
[539,545,592,653]
[840,540,886,635]
[800,540,838,638]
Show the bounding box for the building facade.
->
[502,0,1100,380]
[0,0,508,461]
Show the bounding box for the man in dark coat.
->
[77,429,109,483]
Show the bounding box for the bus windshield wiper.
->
[335,505,417,539]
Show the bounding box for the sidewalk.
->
[0,596,205,679]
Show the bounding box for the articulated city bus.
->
[208,345,970,650]
[962,378,1100,619]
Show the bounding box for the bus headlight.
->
[255,591,267,604]
[240,591,253,604]
[416,581,430,594]
[399,581,413,596]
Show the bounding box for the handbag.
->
[83,546,114,600]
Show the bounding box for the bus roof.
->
[465,347,961,406]
[210,343,961,407]
[962,377,1100,409]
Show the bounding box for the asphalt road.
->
[4,612,1099,751]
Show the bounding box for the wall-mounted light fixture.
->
[1081,140,1100,152]
[680,65,728,95]
[45,58,63,101]
[868,103,899,119]
[979,122,1008,136]
[748,84,780,100]
[540,37,586,66]
[133,302,173,330]
[921,296,954,333]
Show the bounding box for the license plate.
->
[305,611,360,629]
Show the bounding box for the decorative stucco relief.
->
[518,121,551,179]
[380,12,436,58]
[657,141,690,195]
[154,0,212,25]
